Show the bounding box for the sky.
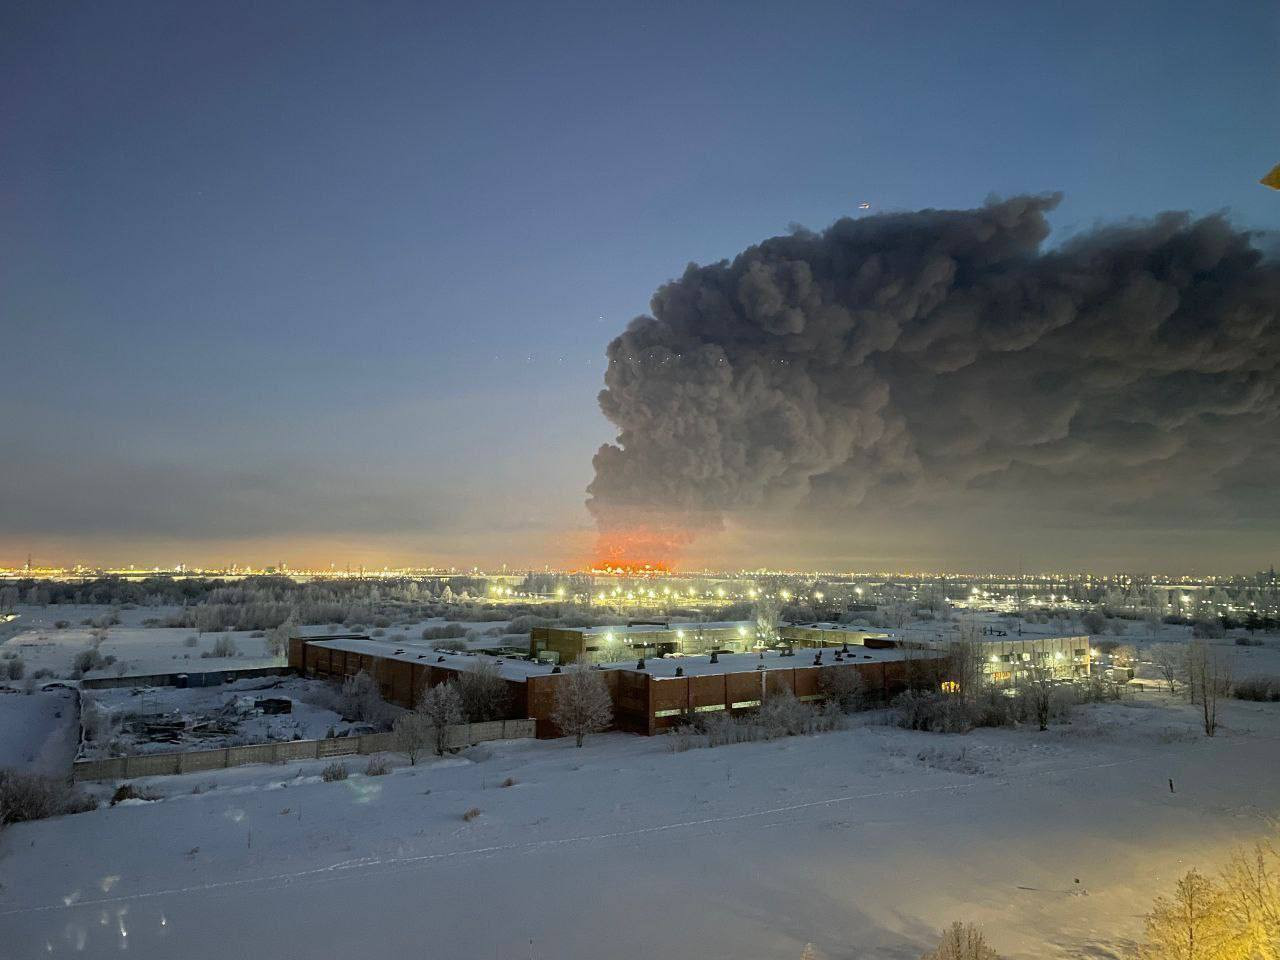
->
[1,0,1276,574]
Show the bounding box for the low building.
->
[290,635,942,738]
[909,634,1091,685]
[531,620,893,666]
[530,620,758,665]
[779,623,892,648]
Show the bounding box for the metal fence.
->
[71,718,536,781]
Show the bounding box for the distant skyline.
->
[2,1,1277,573]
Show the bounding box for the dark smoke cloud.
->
[588,195,1280,557]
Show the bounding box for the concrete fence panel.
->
[226,744,277,768]
[274,740,320,763]
[316,737,360,759]
[72,719,537,781]
[175,749,227,775]
[124,754,182,778]
[356,732,395,755]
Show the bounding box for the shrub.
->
[1192,618,1225,639]
[321,762,348,782]
[338,670,388,725]
[421,623,467,641]
[894,690,977,734]
[1081,611,1107,634]
[500,776,517,788]
[819,664,868,712]
[1232,676,1280,702]
[0,769,96,825]
[73,650,105,674]
[758,688,810,739]
[363,757,391,776]
[109,783,150,806]
[462,807,481,821]
[1234,636,1265,647]
[921,921,1001,959]
[54,620,69,629]
[431,638,467,653]
[210,635,238,658]
[457,659,510,722]
[3,658,24,681]
[183,635,199,647]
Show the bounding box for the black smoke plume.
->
[588,195,1280,558]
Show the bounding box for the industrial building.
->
[530,620,891,665]
[290,634,937,738]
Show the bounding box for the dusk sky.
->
[2,1,1276,573]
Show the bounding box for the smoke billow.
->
[587,195,1280,560]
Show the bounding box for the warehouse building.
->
[290,635,940,738]
[530,620,892,665]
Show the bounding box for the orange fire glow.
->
[586,525,688,576]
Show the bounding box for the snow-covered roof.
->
[611,646,916,678]
[305,637,548,681]
[304,636,917,682]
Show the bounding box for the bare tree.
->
[946,635,986,697]
[416,680,464,756]
[552,659,612,747]
[1151,643,1185,698]
[920,921,1001,960]
[456,659,510,722]
[392,712,431,765]
[1186,639,1231,737]
[1020,666,1055,732]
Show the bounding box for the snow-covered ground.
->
[0,605,283,679]
[0,687,78,773]
[2,690,1279,960]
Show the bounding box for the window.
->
[694,703,725,713]
[654,708,684,718]
[730,699,762,709]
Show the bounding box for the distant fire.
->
[587,525,687,576]
[588,561,671,577]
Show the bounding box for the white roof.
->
[612,646,916,678]
[306,637,547,681]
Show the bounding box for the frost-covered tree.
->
[1138,869,1239,960]
[339,670,386,724]
[457,659,510,722]
[392,712,431,765]
[920,922,1000,960]
[1220,841,1280,959]
[753,593,780,649]
[819,664,868,713]
[552,659,612,747]
[416,680,464,756]
[266,619,295,657]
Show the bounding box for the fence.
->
[71,718,536,781]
